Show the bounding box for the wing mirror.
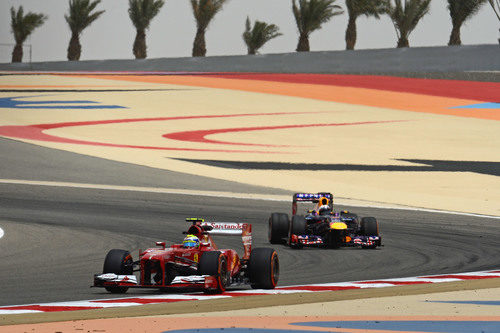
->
[156,241,166,249]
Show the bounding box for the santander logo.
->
[209,223,244,230]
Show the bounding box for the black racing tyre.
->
[249,248,279,289]
[360,217,379,236]
[268,213,289,244]
[102,249,133,294]
[198,251,228,293]
[288,215,306,248]
[360,217,379,249]
[290,215,306,236]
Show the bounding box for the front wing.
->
[289,234,381,247]
[93,273,219,290]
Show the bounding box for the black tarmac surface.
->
[1,137,500,306]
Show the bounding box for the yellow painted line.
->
[1,178,499,219]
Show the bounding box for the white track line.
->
[1,178,498,219]
[0,227,4,239]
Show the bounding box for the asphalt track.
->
[1,137,500,307]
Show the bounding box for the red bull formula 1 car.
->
[93,218,279,294]
[268,193,382,249]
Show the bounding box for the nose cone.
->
[142,248,173,261]
[330,222,347,230]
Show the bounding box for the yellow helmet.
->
[182,234,200,248]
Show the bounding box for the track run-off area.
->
[0,72,499,331]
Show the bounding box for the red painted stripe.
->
[0,111,308,154]
[221,292,271,297]
[423,275,498,280]
[359,281,433,285]
[0,124,274,153]
[277,285,360,291]
[163,120,404,147]
[0,305,101,312]
[35,111,305,130]
[207,73,500,102]
[92,298,197,304]
[2,271,499,313]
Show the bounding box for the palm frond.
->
[243,16,252,45]
[10,6,47,44]
[346,0,388,18]
[448,0,488,25]
[129,0,164,31]
[191,0,229,30]
[387,0,431,39]
[243,17,282,54]
[292,0,343,36]
[489,0,500,20]
[65,0,105,35]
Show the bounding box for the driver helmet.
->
[182,234,200,248]
[318,204,331,215]
[319,197,330,206]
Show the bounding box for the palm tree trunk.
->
[133,29,147,59]
[247,47,256,55]
[448,22,462,46]
[397,35,409,48]
[345,15,357,50]
[296,33,310,52]
[11,43,23,63]
[67,32,81,61]
[192,27,206,57]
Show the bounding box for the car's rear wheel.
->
[199,251,228,293]
[249,248,279,289]
[360,217,380,249]
[268,212,289,244]
[103,249,133,294]
[288,215,306,249]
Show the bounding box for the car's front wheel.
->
[199,251,228,293]
[102,249,133,293]
[360,217,380,249]
[249,248,279,289]
[288,215,306,248]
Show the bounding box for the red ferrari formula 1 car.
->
[93,218,279,294]
[268,192,382,249]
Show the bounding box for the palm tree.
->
[447,0,487,45]
[191,0,229,57]
[65,0,105,61]
[10,6,47,63]
[386,0,431,48]
[243,17,282,55]
[292,0,343,52]
[128,0,164,59]
[490,0,500,43]
[490,0,500,19]
[345,0,388,50]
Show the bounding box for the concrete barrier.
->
[1,44,498,75]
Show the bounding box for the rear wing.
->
[186,218,252,260]
[292,192,333,215]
